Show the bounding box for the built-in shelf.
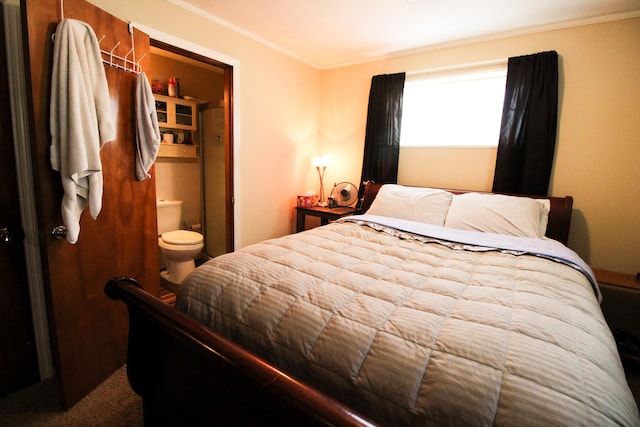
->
[154,94,197,131]
[157,143,197,158]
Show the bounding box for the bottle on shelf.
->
[168,76,178,98]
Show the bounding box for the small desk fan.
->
[330,182,358,207]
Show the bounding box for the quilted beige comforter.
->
[176,216,639,426]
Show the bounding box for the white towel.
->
[50,19,115,244]
[135,72,161,180]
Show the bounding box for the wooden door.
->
[0,1,40,397]
[23,0,160,408]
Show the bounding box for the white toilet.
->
[157,199,204,285]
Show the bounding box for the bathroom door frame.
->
[138,24,238,253]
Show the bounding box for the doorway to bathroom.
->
[150,40,234,260]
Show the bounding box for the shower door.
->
[200,103,230,258]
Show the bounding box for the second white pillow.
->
[444,192,550,238]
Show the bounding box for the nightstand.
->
[594,269,640,363]
[295,206,357,233]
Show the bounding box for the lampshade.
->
[311,155,331,168]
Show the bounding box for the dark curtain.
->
[357,72,405,205]
[492,51,558,196]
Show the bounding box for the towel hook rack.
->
[109,41,120,63]
[53,23,144,75]
[124,47,135,73]
[94,24,143,75]
[136,53,147,73]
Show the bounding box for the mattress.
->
[176,216,639,426]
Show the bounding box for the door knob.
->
[0,227,11,243]
[51,225,67,240]
[0,226,24,244]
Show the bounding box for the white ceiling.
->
[170,0,640,68]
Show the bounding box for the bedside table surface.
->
[296,206,356,216]
[593,268,640,290]
[295,206,357,232]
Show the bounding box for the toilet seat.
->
[161,230,203,245]
[158,230,204,285]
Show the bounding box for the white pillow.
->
[443,192,550,238]
[365,184,453,226]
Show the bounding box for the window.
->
[400,65,507,147]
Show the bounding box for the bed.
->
[106,183,639,426]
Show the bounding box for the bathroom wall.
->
[154,158,200,228]
[150,51,224,229]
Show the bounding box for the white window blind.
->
[400,65,507,148]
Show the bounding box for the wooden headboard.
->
[360,182,573,245]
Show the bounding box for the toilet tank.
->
[156,200,183,235]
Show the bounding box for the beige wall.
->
[90,0,639,274]
[320,17,640,274]
[89,0,322,247]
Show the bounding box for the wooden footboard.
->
[105,277,376,426]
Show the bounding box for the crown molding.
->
[165,2,640,70]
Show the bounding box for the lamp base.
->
[315,165,327,207]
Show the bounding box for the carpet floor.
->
[0,366,142,426]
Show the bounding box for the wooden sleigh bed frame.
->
[105,186,574,426]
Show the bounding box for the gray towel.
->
[135,72,161,180]
[50,19,115,244]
